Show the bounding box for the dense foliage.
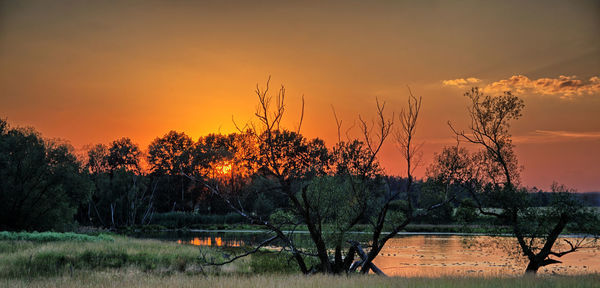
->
[0,119,92,231]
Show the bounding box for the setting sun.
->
[0,1,599,283]
[216,162,232,175]
[1,1,598,192]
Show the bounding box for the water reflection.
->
[373,236,600,277]
[156,232,600,277]
[177,236,244,247]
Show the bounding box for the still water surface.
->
[138,231,600,277]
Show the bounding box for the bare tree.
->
[355,91,443,274]
[396,88,423,191]
[328,98,394,274]
[335,90,451,274]
[186,77,323,273]
[191,81,452,275]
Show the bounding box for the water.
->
[373,235,600,276]
[136,231,600,277]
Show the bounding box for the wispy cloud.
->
[511,130,600,144]
[534,130,600,139]
[424,130,600,146]
[443,75,600,99]
[442,77,481,87]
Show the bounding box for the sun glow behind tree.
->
[216,161,232,176]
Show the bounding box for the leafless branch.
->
[331,105,342,143]
[232,116,249,133]
[297,94,304,134]
[202,235,278,266]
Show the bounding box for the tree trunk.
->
[343,246,356,272]
[349,241,386,276]
[525,261,539,274]
[110,203,115,229]
[333,244,343,273]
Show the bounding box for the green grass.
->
[247,250,319,274]
[2,232,598,288]
[0,231,113,242]
[0,232,312,279]
[2,272,599,288]
[0,234,234,278]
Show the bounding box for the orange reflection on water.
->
[178,236,244,247]
[175,235,599,276]
[372,236,600,277]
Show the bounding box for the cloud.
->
[442,77,481,87]
[443,75,600,99]
[424,130,600,146]
[483,75,600,99]
[534,130,600,139]
[510,130,600,144]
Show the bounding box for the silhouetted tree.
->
[190,80,450,275]
[107,137,142,173]
[190,132,260,212]
[148,131,194,175]
[0,119,92,231]
[184,78,333,273]
[448,87,599,274]
[147,131,194,211]
[352,92,452,274]
[84,138,151,228]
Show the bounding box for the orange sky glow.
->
[1,0,599,191]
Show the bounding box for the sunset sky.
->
[1,0,599,191]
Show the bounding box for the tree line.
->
[1,80,598,275]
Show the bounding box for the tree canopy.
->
[0,119,92,231]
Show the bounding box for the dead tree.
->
[336,90,452,274]
[354,92,426,274]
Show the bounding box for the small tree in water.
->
[447,87,599,274]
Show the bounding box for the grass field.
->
[1,232,598,287]
[4,272,600,288]
[0,232,307,279]
[0,233,227,278]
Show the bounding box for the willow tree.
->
[448,87,599,274]
[188,79,452,275]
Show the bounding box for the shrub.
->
[455,198,478,223]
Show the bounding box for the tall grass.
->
[0,235,231,278]
[4,272,600,288]
[0,232,314,279]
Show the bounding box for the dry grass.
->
[3,271,600,288]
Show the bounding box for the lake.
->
[135,231,600,277]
